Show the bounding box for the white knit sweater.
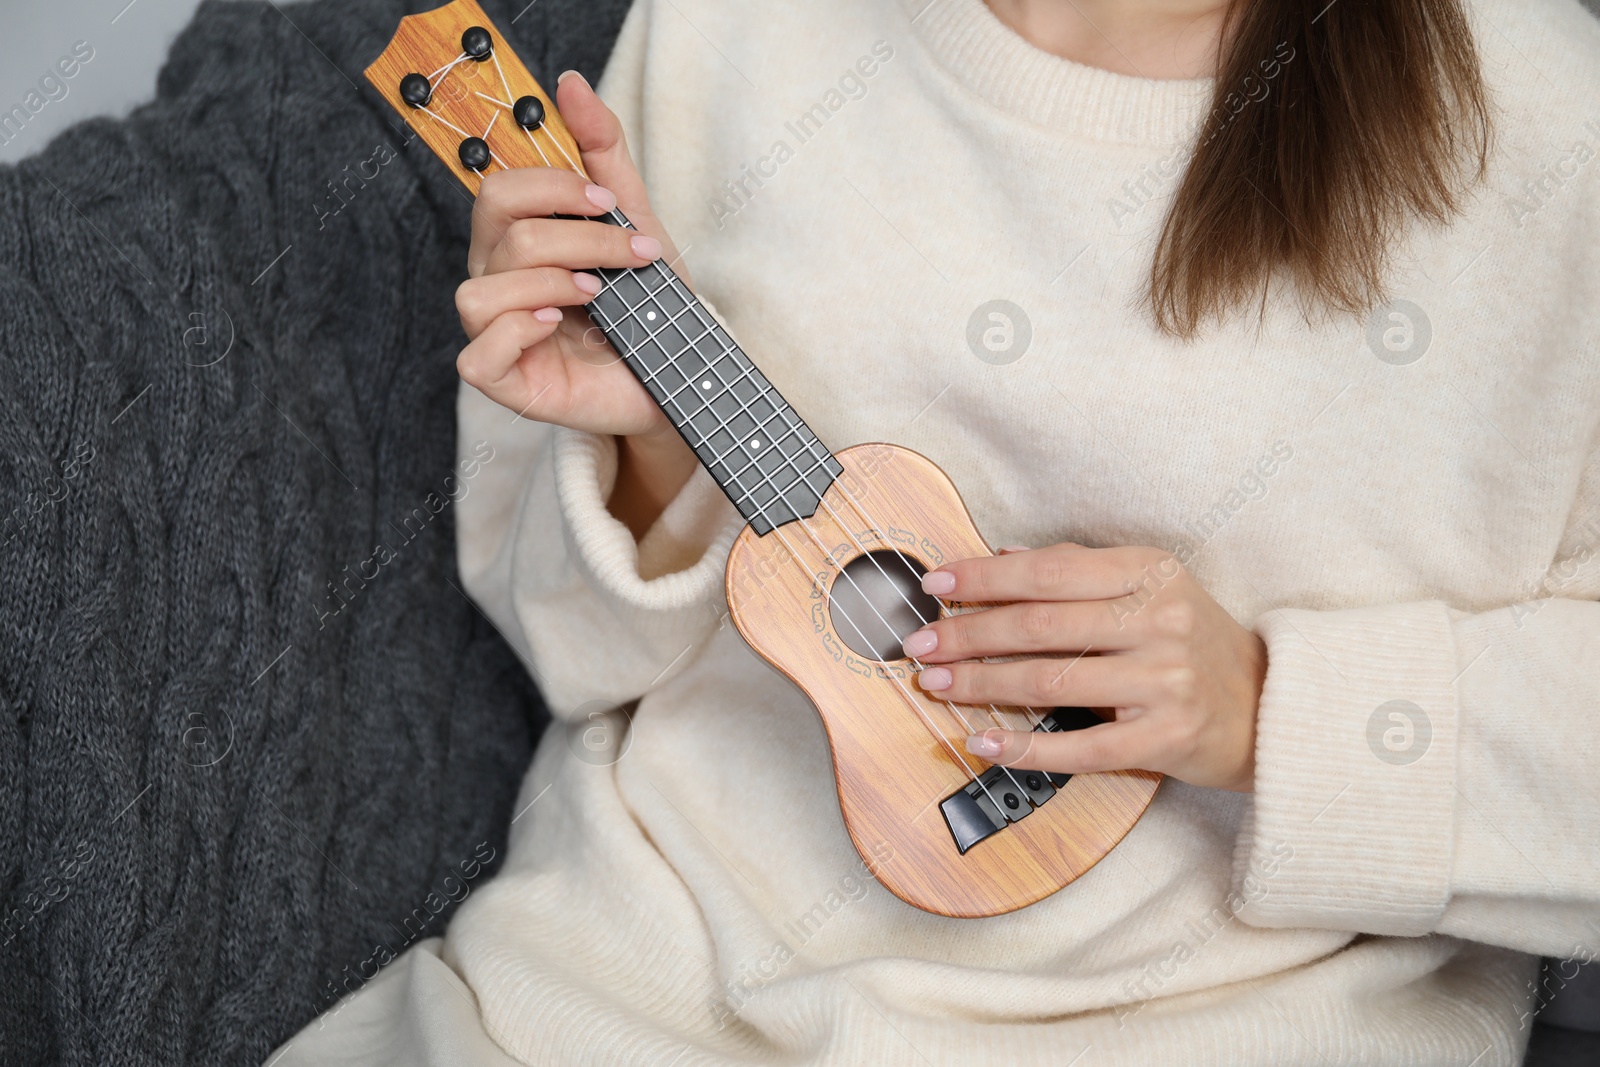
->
[270,0,1600,1063]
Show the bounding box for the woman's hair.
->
[1150,0,1491,338]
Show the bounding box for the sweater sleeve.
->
[454,380,742,720]
[1230,441,1600,959]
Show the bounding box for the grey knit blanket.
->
[0,0,628,1062]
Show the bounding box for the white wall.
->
[0,0,205,164]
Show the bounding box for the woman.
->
[271,0,1600,1063]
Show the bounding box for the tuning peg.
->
[458,137,491,170]
[399,73,431,108]
[512,95,545,130]
[462,26,492,61]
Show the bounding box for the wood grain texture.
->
[362,0,587,194]
[726,444,1162,918]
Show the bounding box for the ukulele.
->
[366,0,1161,918]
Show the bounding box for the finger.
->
[455,308,565,410]
[483,216,662,277]
[917,653,1169,709]
[552,71,693,285]
[925,544,1183,603]
[456,267,605,338]
[904,600,1143,663]
[554,70,655,226]
[471,168,616,277]
[964,716,1164,775]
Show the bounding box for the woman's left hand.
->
[903,544,1266,792]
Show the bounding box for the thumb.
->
[554,70,669,244]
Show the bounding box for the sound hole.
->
[828,550,942,662]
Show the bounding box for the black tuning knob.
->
[399,72,431,108]
[458,137,491,170]
[512,95,545,130]
[461,26,492,60]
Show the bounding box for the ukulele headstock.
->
[363,0,586,195]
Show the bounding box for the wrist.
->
[607,427,697,539]
[1232,632,1267,792]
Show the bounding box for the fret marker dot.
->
[749,437,762,450]
[701,380,712,390]
[646,311,657,321]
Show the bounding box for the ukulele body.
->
[725,443,1161,918]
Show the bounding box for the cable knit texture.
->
[0,0,629,1063]
[267,0,1600,1065]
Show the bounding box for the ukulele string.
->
[592,314,999,797]
[744,514,1004,805]
[489,48,587,177]
[607,250,1046,744]
[610,253,1042,770]
[523,125,553,168]
[418,105,472,141]
[418,102,510,173]
[428,48,551,177]
[615,253,1048,753]
[584,260,1003,798]
[750,435,1048,798]
[733,395,1048,733]
[631,258,1050,740]
[802,473,1047,734]
[473,93,555,168]
[742,444,1043,770]
[438,45,1043,806]
[608,259,1038,807]
[428,53,470,84]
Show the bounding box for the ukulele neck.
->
[585,209,840,536]
[355,0,835,534]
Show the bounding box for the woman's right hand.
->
[455,71,698,534]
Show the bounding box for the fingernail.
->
[630,234,663,260]
[901,629,937,658]
[572,271,602,296]
[557,69,589,86]
[584,184,616,211]
[966,732,1003,758]
[917,667,952,692]
[999,545,1030,553]
[534,307,563,323]
[921,571,956,596]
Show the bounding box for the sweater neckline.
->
[906,0,1216,144]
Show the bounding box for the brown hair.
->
[1150,0,1491,338]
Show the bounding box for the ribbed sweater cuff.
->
[1233,602,1460,936]
[552,426,739,614]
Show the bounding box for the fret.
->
[748,457,833,510]
[593,274,826,476]
[718,406,841,514]
[665,386,820,509]
[648,347,756,421]
[666,364,756,427]
[583,210,840,535]
[663,386,824,524]
[638,343,759,442]
[703,398,793,468]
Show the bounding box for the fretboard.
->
[583,210,841,536]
